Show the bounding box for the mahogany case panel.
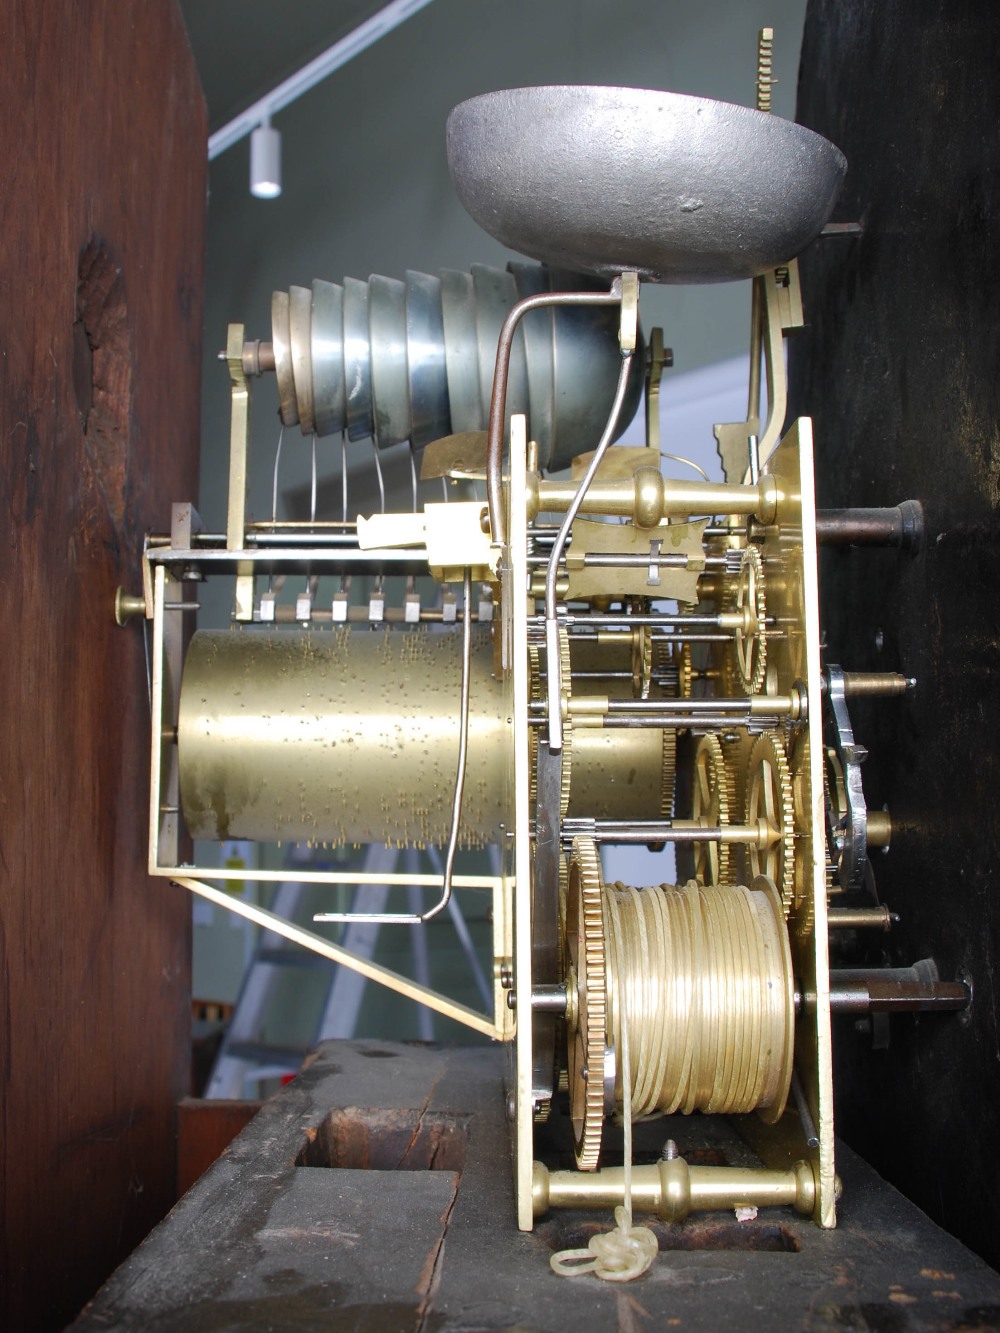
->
[0,4,205,1328]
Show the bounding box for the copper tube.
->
[486,289,621,545]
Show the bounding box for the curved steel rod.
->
[486,286,622,546]
[422,565,474,921]
[543,352,635,752]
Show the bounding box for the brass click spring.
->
[603,879,792,1119]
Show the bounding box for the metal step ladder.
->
[205,843,494,1098]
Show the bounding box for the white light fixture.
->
[208,0,436,179]
[250,119,282,199]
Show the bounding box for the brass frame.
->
[141,293,835,1229]
[748,415,835,1225]
[142,345,515,1046]
[507,416,537,1230]
[508,418,836,1228]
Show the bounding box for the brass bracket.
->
[225,321,254,621]
[644,327,670,453]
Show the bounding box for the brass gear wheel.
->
[558,852,570,935]
[691,734,737,884]
[674,642,693,698]
[745,731,796,915]
[788,730,828,932]
[634,625,681,700]
[720,726,754,817]
[660,728,678,818]
[650,635,672,697]
[734,545,767,694]
[527,639,542,700]
[565,835,607,1171]
[527,627,572,708]
[650,639,693,698]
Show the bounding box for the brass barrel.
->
[178,627,507,849]
[563,627,674,820]
[567,727,671,820]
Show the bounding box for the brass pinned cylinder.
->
[178,627,508,849]
[179,626,674,850]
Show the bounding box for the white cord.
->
[310,435,317,523]
[409,443,419,512]
[372,439,386,513]
[341,433,348,524]
[271,425,284,523]
[550,916,659,1283]
[267,424,285,596]
[660,451,711,482]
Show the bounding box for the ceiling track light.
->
[250,118,282,199]
[208,0,436,202]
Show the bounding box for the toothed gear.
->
[745,731,796,915]
[650,636,673,697]
[528,628,573,816]
[528,628,570,705]
[528,719,573,816]
[566,835,607,1171]
[724,546,745,576]
[660,728,678,819]
[558,852,570,938]
[528,640,542,700]
[633,626,654,699]
[654,636,681,698]
[734,545,767,694]
[691,734,737,884]
[720,726,754,817]
[788,730,832,923]
[674,642,694,698]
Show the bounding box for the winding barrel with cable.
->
[567,834,795,1166]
